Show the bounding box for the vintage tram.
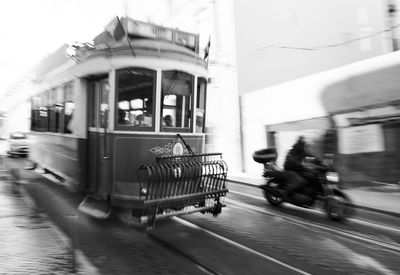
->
[28,17,228,226]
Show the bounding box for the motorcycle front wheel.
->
[261,181,283,206]
[325,191,353,221]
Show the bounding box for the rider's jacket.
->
[284,147,307,173]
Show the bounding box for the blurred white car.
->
[8,132,29,157]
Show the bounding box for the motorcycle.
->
[253,148,353,221]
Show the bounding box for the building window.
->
[195,77,207,133]
[116,68,156,130]
[161,70,193,132]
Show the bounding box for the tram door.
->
[87,78,110,199]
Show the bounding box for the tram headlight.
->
[326,172,339,183]
[140,188,147,195]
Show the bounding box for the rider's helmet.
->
[293,136,306,151]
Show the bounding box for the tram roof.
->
[98,17,200,53]
[32,17,206,80]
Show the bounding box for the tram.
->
[28,17,228,226]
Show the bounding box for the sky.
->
[0,0,167,98]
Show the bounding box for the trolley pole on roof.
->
[118,17,136,56]
[111,16,136,56]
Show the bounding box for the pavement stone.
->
[0,172,83,275]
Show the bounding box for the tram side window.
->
[47,87,66,133]
[161,71,193,132]
[116,68,156,129]
[55,87,64,133]
[196,77,207,133]
[64,82,75,134]
[39,91,50,132]
[100,80,109,128]
[30,97,42,131]
[48,88,57,132]
[30,82,74,134]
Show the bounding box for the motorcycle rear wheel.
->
[262,181,283,206]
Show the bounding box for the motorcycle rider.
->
[283,136,321,202]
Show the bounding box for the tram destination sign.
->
[121,17,199,53]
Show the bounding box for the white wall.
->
[233,0,391,94]
[241,73,329,174]
[241,51,400,174]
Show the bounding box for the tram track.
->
[229,189,400,235]
[172,217,312,275]
[148,216,312,275]
[146,182,400,274]
[226,197,400,254]
[147,228,220,275]
[149,200,399,275]
[153,195,400,274]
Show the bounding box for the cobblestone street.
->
[0,171,79,274]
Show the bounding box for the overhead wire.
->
[256,23,400,52]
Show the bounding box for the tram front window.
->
[116,68,156,129]
[196,77,207,133]
[161,70,193,132]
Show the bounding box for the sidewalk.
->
[0,157,210,275]
[227,173,400,218]
[0,170,89,274]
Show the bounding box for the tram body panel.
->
[109,133,204,207]
[29,133,87,187]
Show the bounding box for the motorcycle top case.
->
[253,148,278,164]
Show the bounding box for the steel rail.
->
[147,230,221,275]
[226,198,400,254]
[170,217,312,275]
[229,189,400,234]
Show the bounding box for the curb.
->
[227,177,400,219]
[348,204,400,219]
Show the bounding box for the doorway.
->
[87,77,110,199]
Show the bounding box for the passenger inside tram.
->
[118,108,130,124]
[163,115,173,127]
[160,71,192,131]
